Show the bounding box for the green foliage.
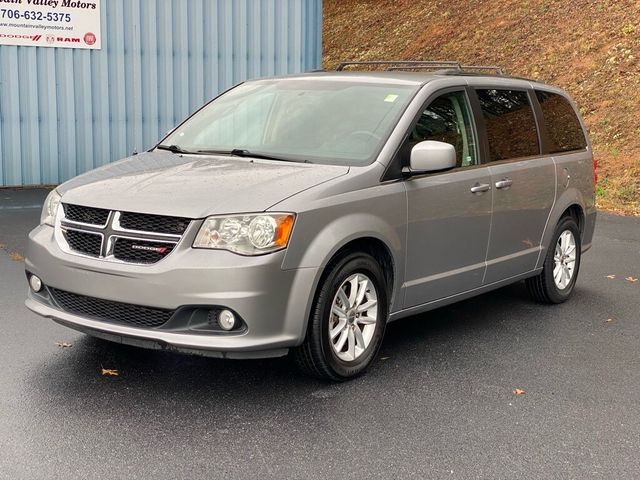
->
[622,23,636,36]
[617,184,638,203]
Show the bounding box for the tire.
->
[293,252,388,381]
[526,216,581,304]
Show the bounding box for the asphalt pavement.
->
[0,188,639,479]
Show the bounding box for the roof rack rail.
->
[388,65,505,75]
[336,60,505,76]
[336,60,461,71]
[386,66,460,72]
[460,65,504,75]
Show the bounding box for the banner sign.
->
[0,0,101,49]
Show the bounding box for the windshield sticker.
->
[384,94,399,103]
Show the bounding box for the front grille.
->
[119,211,190,235]
[113,238,176,264]
[59,203,191,265]
[63,229,102,257]
[49,288,174,328]
[63,203,110,225]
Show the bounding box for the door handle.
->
[495,178,513,189]
[470,183,491,194]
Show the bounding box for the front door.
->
[403,90,492,308]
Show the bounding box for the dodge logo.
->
[131,245,167,254]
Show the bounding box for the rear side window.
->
[476,89,539,162]
[535,91,587,153]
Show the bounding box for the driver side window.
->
[411,91,478,167]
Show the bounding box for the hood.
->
[58,151,349,218]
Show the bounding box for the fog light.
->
[29,275,42,292]
[218,309,236,331]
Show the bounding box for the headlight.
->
[41,189,62,226]
[193,213,295,255]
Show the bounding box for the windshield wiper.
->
[196,148,310,163]
[232,149,295,161]
[156,144,194,154]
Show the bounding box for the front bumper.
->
[25,224,319,359]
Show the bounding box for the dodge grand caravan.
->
[25,61,597,380]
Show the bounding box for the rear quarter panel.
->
[534,85,596,263]
[540,149,596,262]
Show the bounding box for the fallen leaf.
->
[513,388,526,396]
[605,275,616,279]
[101,368,119,377]
[55,342,73,348]
[8,251,24,262]
[625,276,638,283]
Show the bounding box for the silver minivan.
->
[25,61,597,380]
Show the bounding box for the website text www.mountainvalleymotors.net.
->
[0,21,72,30]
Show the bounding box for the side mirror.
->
[403,141,457,176]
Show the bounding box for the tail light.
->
[592,159,598,190]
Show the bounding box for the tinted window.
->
[476,89,539,161]
[410,91,478,167]
[535,91,587,153]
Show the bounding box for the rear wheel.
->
[526,216,581,304]
[293,252,388,381]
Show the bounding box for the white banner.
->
[0,0,101,49]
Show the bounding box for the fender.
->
[280,186,408,340]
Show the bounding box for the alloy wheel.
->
[553,230,577,289]
[328,273,378,362]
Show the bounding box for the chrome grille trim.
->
[112,212,182,240]
[62,203,110,227]
[118,210,190,235]
[105,233,178,260]
[61,227,104,257]
[62,217,110,229]
[55,205,191,265]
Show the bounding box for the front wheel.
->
[526,216,582,304]
[293,252,388,381]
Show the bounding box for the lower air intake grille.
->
[49,288,175,328]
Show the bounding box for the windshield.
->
[160,78,418,166]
